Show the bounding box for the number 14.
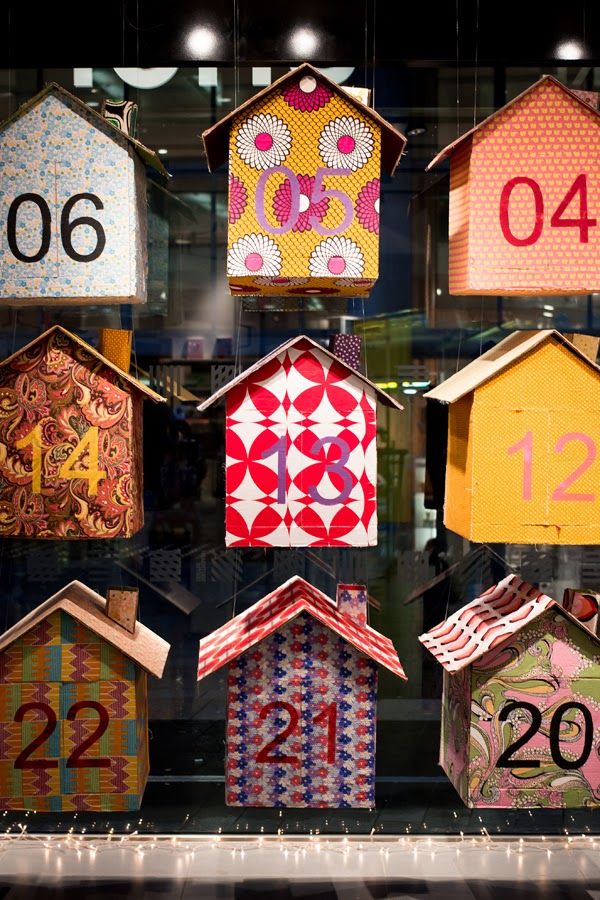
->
[507,431,597,502]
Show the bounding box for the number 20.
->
[507,431,597,502]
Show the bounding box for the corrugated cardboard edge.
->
[197,334,404,412]
[202,62,407,175]
[424,330,600,404]
[0,325,166,404]
[0,580,171,679]
[427,74,600,171]
[0,82,168,177]
[198,574,406,680]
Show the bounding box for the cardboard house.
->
[0,325,165,539]
[202,63,406,298]
[420,574,600,809]
[0,82,167,306]
[0,580,170,811]
[198,577,406,808]
[197,335,403,547]
[428,75,600,295]
[424,329,600,544]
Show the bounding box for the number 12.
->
[507,431,597,502]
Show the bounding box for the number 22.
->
[14,701,111,769]
[508,431,597,502]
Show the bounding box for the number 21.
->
[508,431,596,502]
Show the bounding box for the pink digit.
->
[552,433,596,502]
[255,166,300,234]
[507,431,533,500]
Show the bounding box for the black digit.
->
[7,193,51,262]
[60,193,106,262]
[549,702,593,770]
[496,701,542,768]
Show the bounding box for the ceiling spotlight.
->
[186,26,218,58]
[555,39,586,60]
[407,126,427,136]
[288,26,320,57]
[157,148,168,155]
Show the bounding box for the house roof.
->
[0,325,166,404]
[424,330,600,405]
[202,62,407,175]
[427,75,600,170]
[0,82,168,178]
[0,581,170,678]
[197,575,406,680]
[419,574,600,674]
[196,335,404,412]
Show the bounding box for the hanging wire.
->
[472,0,480,128]
[455,0,460,136]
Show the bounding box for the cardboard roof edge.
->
[198,574,406,680]
[424,329,600,405]
[427,75,600,171]
[0,325,166,404]
[197,334,404,412]
[0,82,168,178]
[419,577,600,673]
[0,580,171,678]
[202,62,407,175]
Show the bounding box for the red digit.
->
[66,701,111,768]
[550,174,597,243]
[552,433,596,502]
[256,701,299,764]
[499,177,544,246]
[14,702,58,769]
[313,702,337,764]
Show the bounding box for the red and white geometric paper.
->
[198,336,402,547]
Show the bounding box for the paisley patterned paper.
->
[0,327,149,539]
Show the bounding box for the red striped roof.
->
[197,576,406,680]
[419,575,556,673]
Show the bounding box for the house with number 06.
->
[202,62,407,297]
[197,335,403,547]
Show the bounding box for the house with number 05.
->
[198,577,406,808]
[428,75,600,295]
[420,575,600,809]
[202,62,407,297]
[0,325,165,539]
[197,335,403,547]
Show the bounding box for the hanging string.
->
[472,0,480,128]
[455,0,460,137]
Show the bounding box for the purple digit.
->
[310,167,354,236]
[261,434,287,503]
[308,436,353,505]
[255,166,300,235]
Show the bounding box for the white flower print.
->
[227,233,283,277]
[318,116,374,171]
[308,236,365,278]
[235,114,292,170]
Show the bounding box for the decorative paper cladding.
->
[0,92,147,305]
[0,329,146,539]
[0,609,148,811]
[428,332,600,544]
[422,576,600,808]
[225,340,377,546]
[439,77,600,295]
[227,76,381,297]
[226,611,378,808]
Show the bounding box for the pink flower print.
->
[229,174,248,224]
[273,174,329,232]
[356,179,380,234]
[283,74,333,112]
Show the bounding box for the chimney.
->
[100,98,139,138]
[328,333,363,371]
[341,86,372,108]
[336,583,368,626]
[106,587,139,634]
[563,332,600,363]
[99,328,133,373]
[562,589,599,636]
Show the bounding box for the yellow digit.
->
[58,426,106,496]
[15,422,43,493]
